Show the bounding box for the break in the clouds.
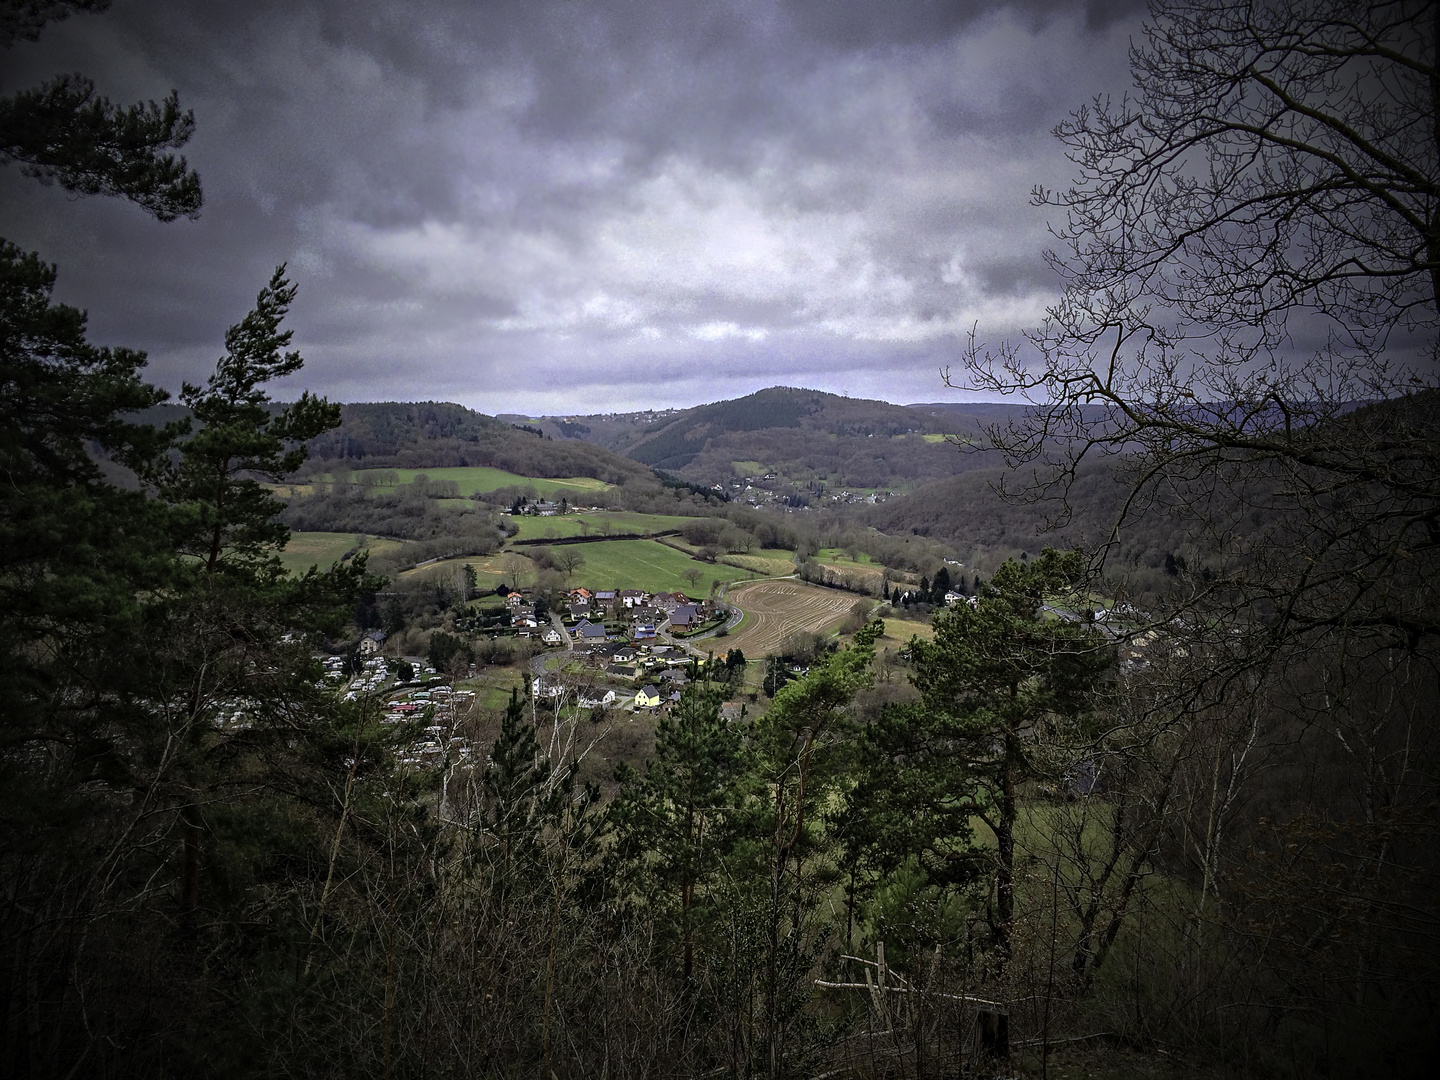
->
[0,0,1144,414]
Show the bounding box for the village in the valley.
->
[329,580,752,767]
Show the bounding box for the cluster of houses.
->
[486,585,719,646]
[562,587,715,640]
[537,657,739,717]
[706,471,892,510]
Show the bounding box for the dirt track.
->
[722,579,860,656]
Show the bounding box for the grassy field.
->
[508,511,701,541]
[400,537,771,595]
[458,673,530,712]
[812,550,887,591]
[320,466,614,499]
[815,547,877,564]
[731,460,765,475]
[560,539,755,595]
[398,552,535,589]
[279,532,408,576]
[874,615,935,644]
[722,579,861,655]
[720,549,796,576]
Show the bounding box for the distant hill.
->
[538,386,1019,490]
[301,401,657,486]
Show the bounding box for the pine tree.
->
[859,550,1112,967]
[0,239,188,1076]
[931,565,951,604]
[610,685,751,985]
[479,688,559,879]
[1,3,202,222]
[752,621,882,1078]
[0,240,176,745]
[166,266,339,578]
[0,257,374,1076]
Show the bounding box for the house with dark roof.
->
[629,604,663,625]
[572,619,608,643]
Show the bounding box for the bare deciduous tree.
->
[953,0,1440,1067]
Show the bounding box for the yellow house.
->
[634,685,661,709]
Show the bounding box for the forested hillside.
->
[862,461,1204,587]
[303,401,659,485]
[546,386,1010,489]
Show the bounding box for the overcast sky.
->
[2,0,1146,415]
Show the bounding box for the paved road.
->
[679,603,743,643]
[528,647,565,676]
[550,612,573,648]
[528,612,591,680]
[657,623,702,658]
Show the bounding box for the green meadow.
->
[400,541,758,596]
[719,549,796,576]
[279,532,407,576]
[815,547,877,565]
[507,511,701,541]
[397,553,529,590]
[555,539,756,595]
[324,466,613,499]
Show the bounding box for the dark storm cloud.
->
[0,0,1144,413]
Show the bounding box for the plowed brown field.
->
[723,579,859,655]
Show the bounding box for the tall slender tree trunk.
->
[995,760,1015,966]
[994,725,1018,968]
[180,805,203,940]
[682,879,695,984]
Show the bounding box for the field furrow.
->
[723,579,859,655]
